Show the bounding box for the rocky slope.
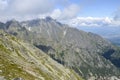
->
[21,17,120,79]
[0,17,120,80]
[0,30,82,80]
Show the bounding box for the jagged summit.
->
[5,19,21,29]
[45,16,54,21]
[8,19,18,22]
[0,22,4,25]
[6,19,19,25]
[0,22,5,29]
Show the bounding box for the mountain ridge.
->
[0,17,120,80]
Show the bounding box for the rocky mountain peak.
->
[6,19,19,25]
[0,22,4,25]
[0,22,5,29]
[45,16,54,22]
[5,19,21,29]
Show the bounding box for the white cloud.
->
[113,8,120,21]
[37,4,80,20]
[0,0,80,22]
[50,9,62,19]
[0,0,57,21]
[1,0,119,29]
[38,9,62,19]
[59,4,80,20]
[8,0,55,15]
[42,4,80,20]
[62,17,120,27]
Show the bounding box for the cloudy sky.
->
[0,0,120,27]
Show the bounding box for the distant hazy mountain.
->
[77,26,120,46]
[64,17,120,46]
[0,17,120,80]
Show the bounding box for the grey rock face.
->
[13,77,24,80]
[0,22,5,29]
[0,17,120,79]
[0,30,82,80]
[20,18,120,79]
[0,76,6,80]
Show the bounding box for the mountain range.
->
[65,17,120,46]
[0,17,120,80]
[78,26,120,46]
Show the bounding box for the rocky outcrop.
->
[0,30,82,80]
